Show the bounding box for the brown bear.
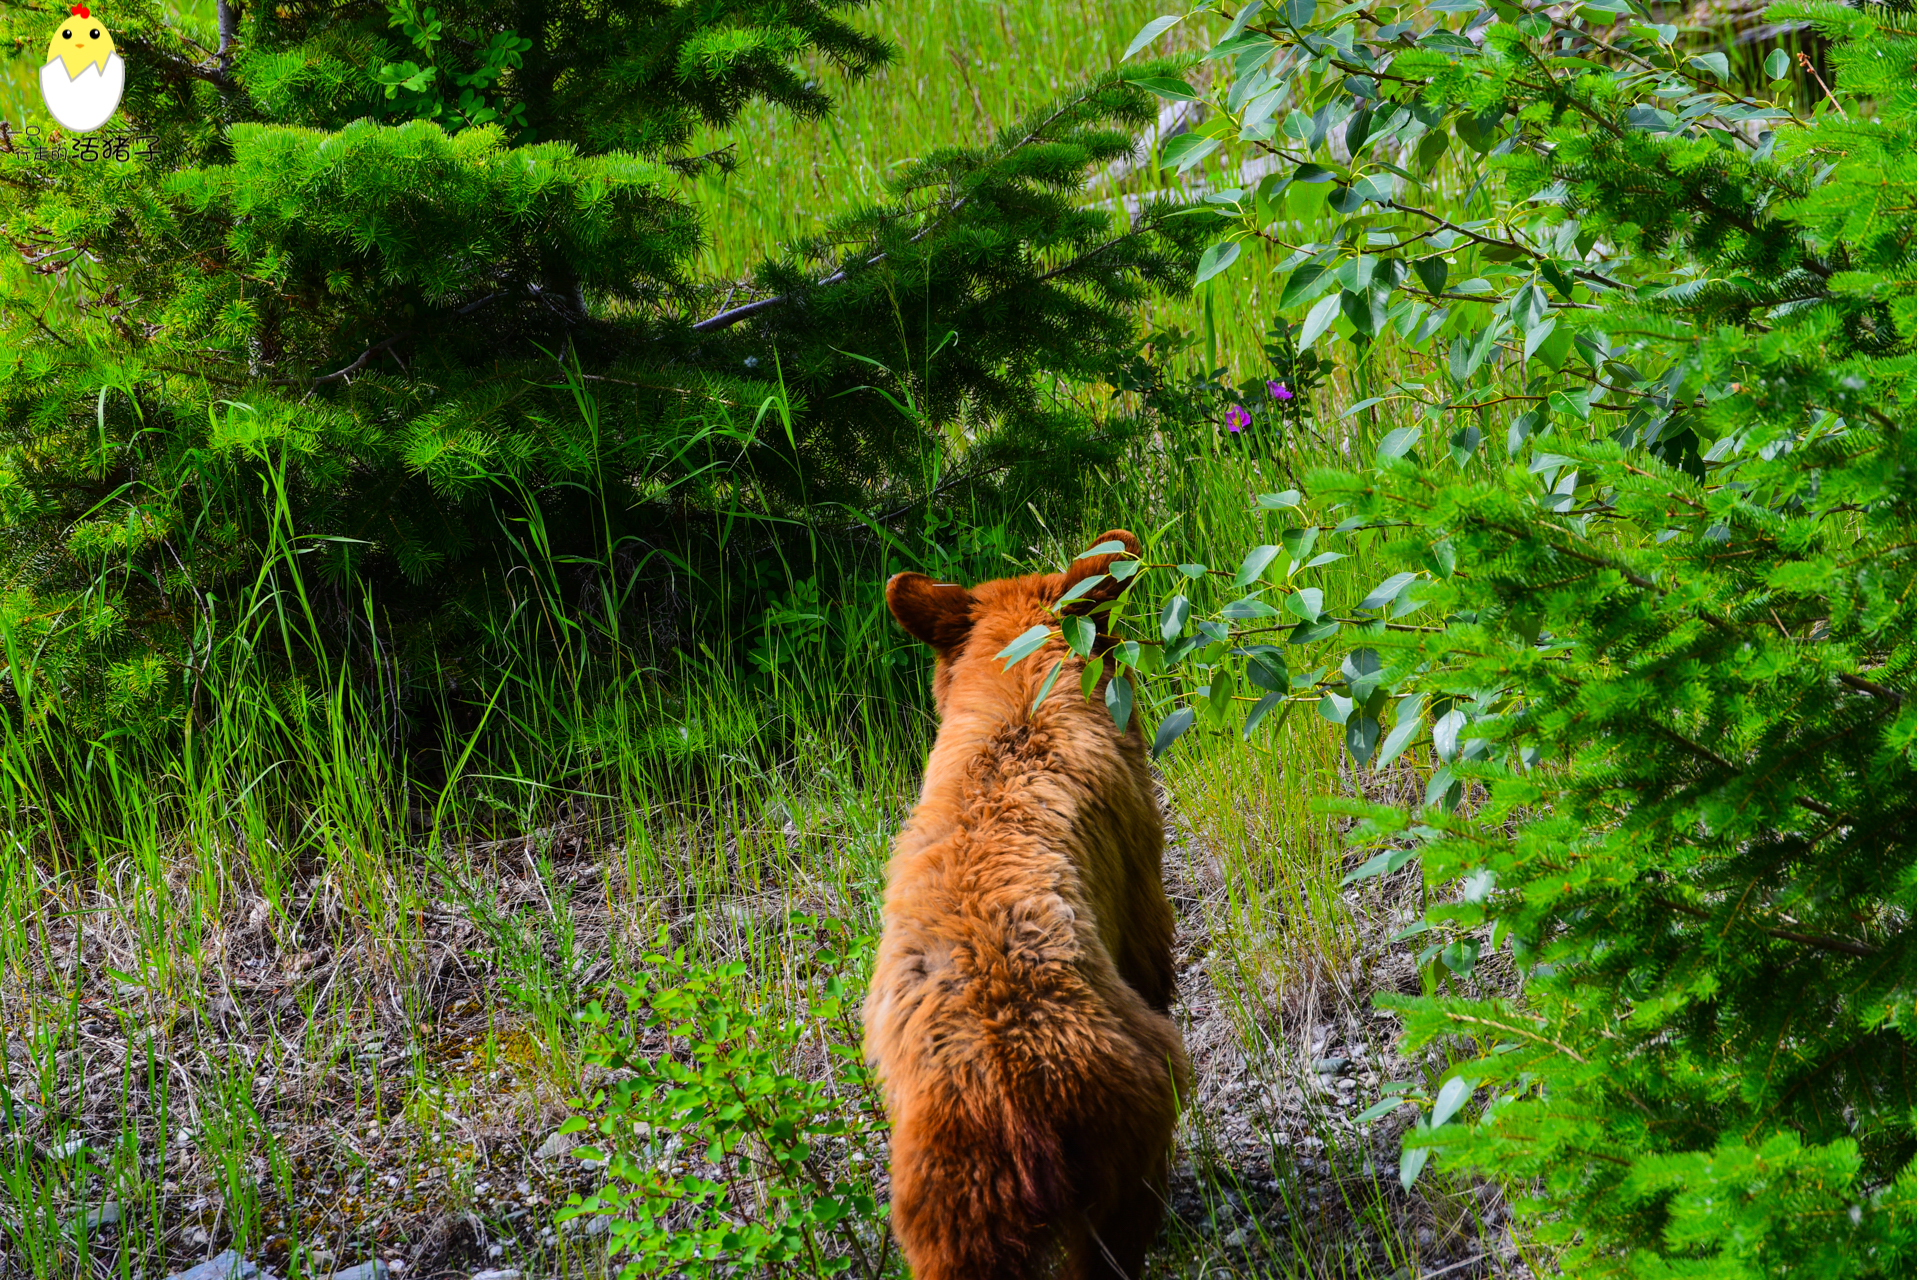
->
[864,529,1188,1280]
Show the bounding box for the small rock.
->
[322,1263,389,1280]
[1222,1228,1249,1250]
[469,1270,521,1280]
[77,1201,120,1233]
[1312,1057,1349,1074]
[165,1251,276,1280]
[533,1131,575,1160]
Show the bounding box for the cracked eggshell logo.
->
[40,4,124,134]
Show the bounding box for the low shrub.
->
[1009,0,1917,1269]
[560,920,898,1277]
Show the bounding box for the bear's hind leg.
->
[1063,1154,1169,1280]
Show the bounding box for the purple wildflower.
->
[1267,380,1293,401]
[1225,404,1251,433]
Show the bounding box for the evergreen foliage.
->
[0,0,1203,731]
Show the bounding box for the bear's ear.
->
[1057,529,1143,611]
[887,572,976,651]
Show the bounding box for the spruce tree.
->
[0,0,1201,729]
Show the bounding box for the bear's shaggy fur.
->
[865,530,1188,1280]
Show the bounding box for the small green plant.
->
[375,0,533,134]
[558,920,897,1277]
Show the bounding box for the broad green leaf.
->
[1125,75,1202,101]
[1346,714,1382,764]
[1247,649,1289,692]
[1522,314,1558,361]
[1441,939,1481,976]
[1061,615,1096,656]
[1280,261,1336,311]
[1345,106,1376,156]
[1342,843,1419,883]
[1196,240,1243,285]
[1373,694,1426,770]
[1399,1141,1431,1189]
[1358,572,1417,610]
[1078,538,1129,556]
[1220,595,1281,619]
[1431,1076,1475,1128]
[1032,658,1066,709]
[1162,133,1221,173]
[1206,668,1235,725]
[1449,424,1482,464]
[1235,544,1283,587]
[1222,0,1265,40]
[1318,691,1353,725]
[1285,587,1324,621]
[996,624,1051,668]
[1151,706,1197,759]
[1160,595,1192,642]
[1243,690,1284,739]
[1689,51,1729,81]
[1342,647,1384,701]
[1054,573,1109,607]
[1765,48,1790,79]
[1123,14,1183,60]
[1299,293,1343,352]
[1353,1097,1410,1124]
[1350,173,1397,203]
[1178,563,1209,578]
[1549,387,1593,420]
[1257,489,1303,509]
[1079,652,1105,700]
[1376,427,1421,462]
[1105,673,1134,732]
[1241,85,1287,133]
